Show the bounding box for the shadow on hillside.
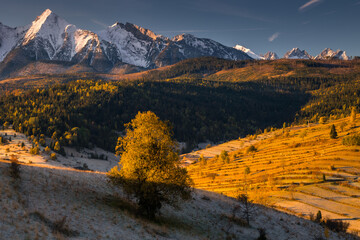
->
[2,161,359,239]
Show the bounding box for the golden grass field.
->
[185,115,360,233]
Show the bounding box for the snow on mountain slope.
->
[173,34,211,52]
[314,48,335,60]
[262,51,279,60]
[22,9,71,59]
[74,29,97,54]
[315,48,350,60]
[234,45,263,60]
[0,23,28,61]
[54,26,101,62]
[172,34,251,61]
[284,48,312,59]
[333,50,349,60]
[98,27,251,68]
[98,22,168,67]
[21,9,103,63]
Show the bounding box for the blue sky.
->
[0,0,359,57]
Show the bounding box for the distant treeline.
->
[142,57,254,80]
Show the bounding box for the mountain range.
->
[283,47,349,60]
[233,46,350,61]
[314,48,350,60]
[0,9,351,79]
[0,9,251,78]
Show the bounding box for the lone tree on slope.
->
[108,111,192,219]
[351,107,357,123]
[330,124,337,139]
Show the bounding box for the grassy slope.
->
[186,115,360,233]
[113,58,360,83]
[0,131,351,240]
[204,59,360,82]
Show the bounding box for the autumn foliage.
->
[108,111,192,219]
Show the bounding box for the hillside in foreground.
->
[186,115,360,234]
[0,129,354,239]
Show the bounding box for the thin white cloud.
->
[299,0,322,11]
[268,32,280,42]
[91,19,108,28]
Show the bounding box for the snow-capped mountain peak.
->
[284,48,312,59]
[323,48,334,54]
[108,22,166,41]
[98,22,168,67]
[127,23,163,41]
[19,9,77,61]
[315,48,349,60]
[234,45,263,60]
[315,48,335,60]
[172,33,195,42]
[172,34,220,53]
[262,52,279,60]
[110,22,120,28]
[333,50,349,60]
[23,9,69,48]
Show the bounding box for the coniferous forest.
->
[0,58,359,153]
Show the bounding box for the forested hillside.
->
[0,58,359,153]
[0,79,306,152]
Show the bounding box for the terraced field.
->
[185,116,360,233]
[181,133,274,166]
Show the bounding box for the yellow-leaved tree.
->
[108,111,192,219]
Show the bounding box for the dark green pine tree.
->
[330,124,337,139]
